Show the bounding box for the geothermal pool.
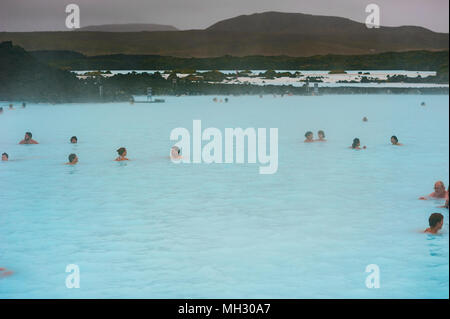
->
[0,94,448,298]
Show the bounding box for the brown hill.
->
[0,12,447,57]
[78,23,178,32]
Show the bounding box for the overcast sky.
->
[0,0,448,32]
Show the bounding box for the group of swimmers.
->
[303,130,402,149]
[301,126,447,234]
[419,181,448,234]
[1,132,130,165]
[0,102,26,113]
[3,128,447,235]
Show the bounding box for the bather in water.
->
[1,153,8,161]
[350,138,366,150]
[424,213,444,234]
[390,135,403,146]
[304,131,314,143]
[170,146,183,160]
[70,136,78,144]
[316,130,326,142]
[0,267,13,279]
[66,153,78,165]
[19,132,39,144]
[419,181,448,200]
[115,147,129,161]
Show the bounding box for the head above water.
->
[117,147,127,156]
[391,135,399,144]
[305,131,313,139]
[1,153,8,161]
[68,153,78,163]
[434,181,446,194]
[70,136,78,144]
[171,146,181,155]
[352,138,360,148]
[362,117,368,122]
[25,132,32,140]
[429,213,444,229]
[318,130,325,138]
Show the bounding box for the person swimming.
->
[66,153,78,165]
[70,136,78,144]
[0,267,13,279]
[316,130,326,142]
[1,153,8,161]
[0,107,3,114]
[419,181,448,200]
[22,102,26,108]
[304,131,314,143]
[115,147,129,161]
[350,138,366,149]
[362,117,368,122]
[8,104,13,110]
[424,213,444,234]
[170,146,182,160]
[421,102,426,107]
[19,132,39,144]
[390,135,403,146]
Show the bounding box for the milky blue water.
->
[0,95,448,298]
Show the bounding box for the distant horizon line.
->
[1,11,449,34]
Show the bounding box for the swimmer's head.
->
[362,117,368,122]
[0,107,3,112]
[305,131,313,140]
[9,104,13,109]
[391,135,398,144]
[352,138,360,148]
[22,102,26,107]
[117,147,127,156]
[434,181,445,194]
[429,213,444,230]
[70,136,78,144]
[171,146,181,154]
[1,153,8,161]
[25,132,32,140]
[68,153,78,164]
[318,130,325,139]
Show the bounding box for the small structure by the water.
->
[133,87,165,103]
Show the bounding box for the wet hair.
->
[305,131,313,138]
[117,147,126,156]
[352,138,360,148]
[0,107,3,111]
[70,136,78,143]
[2,152,8,159]
[318,130,325,138]
[68,153,77,163]
[172,146,181,155]
[429,213,444,227]
[25,132,32,138]
[391,135,398,143]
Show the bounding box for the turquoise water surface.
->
[0,95,448,298]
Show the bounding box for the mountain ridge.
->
[0,11,447,57]
[77,23,178,32]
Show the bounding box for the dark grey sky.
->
[0,0,448,32]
